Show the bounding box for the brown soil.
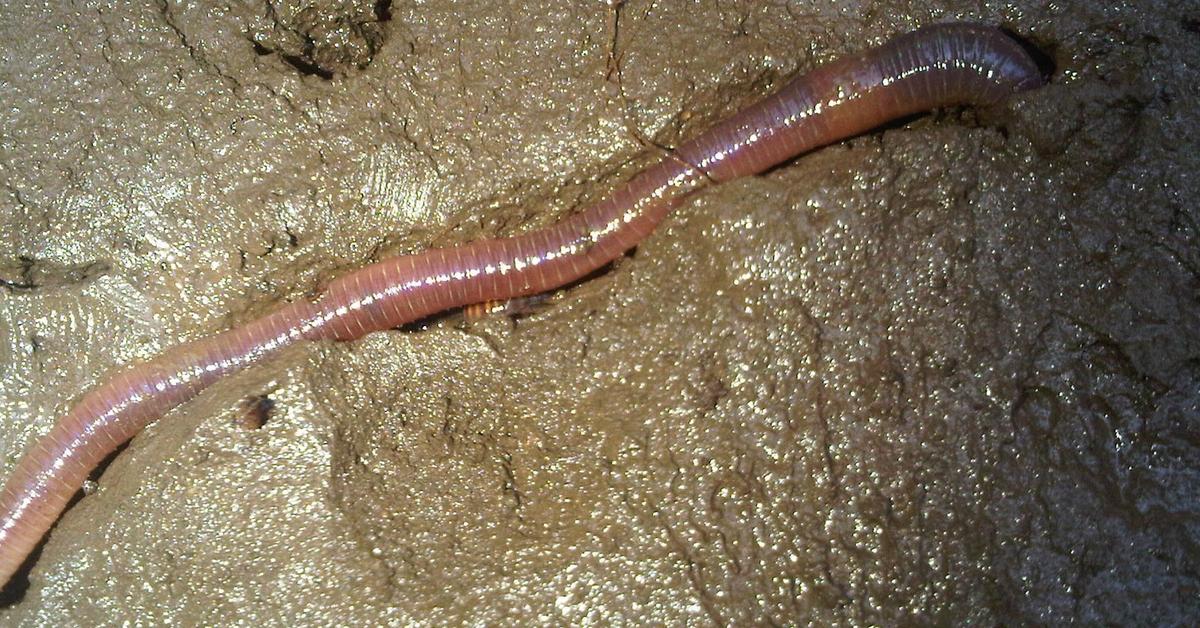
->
[0,1,1196,624]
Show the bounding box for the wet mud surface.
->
[1,0,1197,624]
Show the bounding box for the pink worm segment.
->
[0,23,1041,586]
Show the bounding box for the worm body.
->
[0,23,1041,587]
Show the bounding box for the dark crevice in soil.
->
[374,1,393,22]
[280,52,335,80]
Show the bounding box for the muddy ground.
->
[0,0,1196,624]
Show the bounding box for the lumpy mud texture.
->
[1,0,1197,624]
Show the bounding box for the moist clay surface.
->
[1,1,1197,624]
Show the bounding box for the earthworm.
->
[0,22,1042,588]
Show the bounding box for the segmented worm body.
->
[0,23,1041,586]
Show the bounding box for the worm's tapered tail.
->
[0,23,1041,587]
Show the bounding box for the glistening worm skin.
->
[0,23,1042,587]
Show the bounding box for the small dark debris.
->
[238,395,275,430]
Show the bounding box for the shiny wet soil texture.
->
[0,1,1196,624]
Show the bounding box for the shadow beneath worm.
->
[0,441,130,607]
